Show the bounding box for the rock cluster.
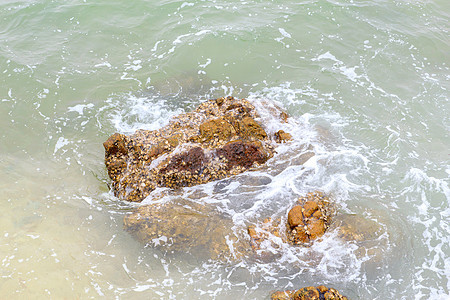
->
[102,96,376,297]
[271,286,348,300]
[104,96,285,202]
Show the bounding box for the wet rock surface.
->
[248,217,282,252]
[271,286,348,300]
[286,192,332,245]
[104,96,289,202]
[123,192,336,262]
[248,192,333,250]
[123,198,250,261]
[274,129,292,143]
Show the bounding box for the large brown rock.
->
[104,96,288,202]
[271,286,348,300]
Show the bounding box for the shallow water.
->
[1,0,449,299]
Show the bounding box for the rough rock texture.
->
[271,286,348,300]
[274,130,292,143]
[248,192,333,250]
[286,191,332,245]
[104,96,288,202]
[123,198,250,261]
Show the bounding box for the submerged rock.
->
[248,217,282,251]
[330,213,388,262]
[123,198,249,261]
[333,214,381,242]
[104,96,289,202]
[271,286,348,300]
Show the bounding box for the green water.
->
[1,0,449,299]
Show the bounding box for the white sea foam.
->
[106,94,184,134]
[68,103,94,115]
[94,61,112,68]
[164,30,211,58]
[278,28,292,39]
[313,51,361,82]
[180,2,194,9]
[399,167,450,297]
[314,51,339,62]
[199,58,211,68]
[54,137,69,154]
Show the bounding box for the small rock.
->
[274,130,292,143]
[248,192,333,251]
[271,290,296,300]
[286,192,332,245]
[280,111,289,123]
[329,213,388,263]
[271,286,348,300]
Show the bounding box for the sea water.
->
[0,0,449,299]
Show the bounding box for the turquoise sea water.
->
[1,0,449,299]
